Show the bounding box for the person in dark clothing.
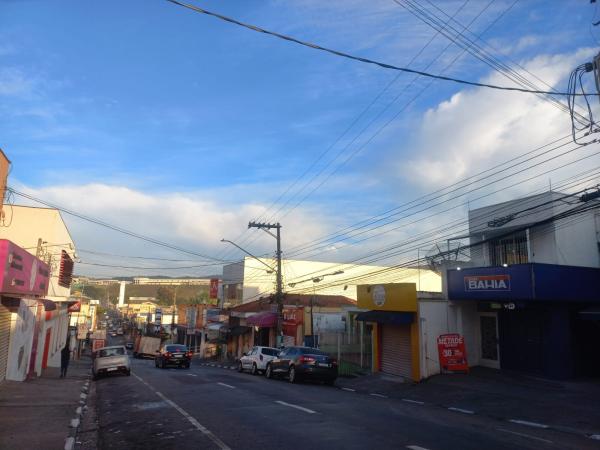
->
[60,344,70,378]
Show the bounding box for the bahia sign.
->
[464,274,511,291]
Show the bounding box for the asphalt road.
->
[95,337,597,450]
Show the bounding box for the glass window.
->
[261,348,279,356]
[98,347,125,357]
[300,347,326,355]
[489,231,528,266]
[166,345,188,352]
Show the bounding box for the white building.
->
[132,277,211,286]
[222,257,442,306]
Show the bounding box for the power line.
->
[78,248,214,262]
[166,0,596,96]
[78,261,223,270]
[7,188,230,263]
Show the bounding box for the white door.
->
[479,313,500,369]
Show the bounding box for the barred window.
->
[489,231,528,266]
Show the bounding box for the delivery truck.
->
[133,336,161,359]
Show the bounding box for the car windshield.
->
[98,347,125,357]
[261,348,279,356]
[166,345,187,352]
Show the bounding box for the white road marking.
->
[402,399,425,405]
[496,428,553,444]
[132,373,230,450]
[509,419,549,429]
[217,382,235,389]
[591,434,600,440]
[341,387,355,392]
[448,407,474,415]
[406,445,430,450]
[275,400,317,414]
[187,374,198,377]
[370,393,388,398]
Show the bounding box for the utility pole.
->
[248,221,283,346]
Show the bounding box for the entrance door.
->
[479,313,500,369]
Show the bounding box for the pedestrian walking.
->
[60,344,70,378]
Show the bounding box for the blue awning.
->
[355,310,415,325]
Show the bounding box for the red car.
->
[155,344,192,369]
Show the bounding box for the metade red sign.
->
[437,333,469,373]
[209,278,219,299]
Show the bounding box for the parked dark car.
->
[265,346,337,385]
[155,344,192,369]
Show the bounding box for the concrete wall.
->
[418,297,449,379]
[553,211,600,268]
[237,257,442,303]
[6,299,37,381]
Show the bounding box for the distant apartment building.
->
[132,277,211,286]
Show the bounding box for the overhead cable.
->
[166,0,596,96]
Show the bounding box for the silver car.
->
[93,345,131,380]
[238,346,280,375]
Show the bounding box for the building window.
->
[489,232,528,266]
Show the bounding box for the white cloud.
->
[0,67,33,96]
[14,182,337,277]
[400,48,598,191]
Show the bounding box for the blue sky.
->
[1,0,599,277]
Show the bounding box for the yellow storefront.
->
[356,283,420,382]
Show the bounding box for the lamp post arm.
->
[220,239,275,272]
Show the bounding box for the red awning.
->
[246,312,278,328]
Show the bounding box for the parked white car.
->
[238,346,280,375]
[93,345,131,380]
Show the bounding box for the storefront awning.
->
[579,306,600,321]
[228,325,251,336]
[355,310,414,325]
[207,323,227,331]
[246,312,278,328]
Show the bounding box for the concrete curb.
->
[64,372,94,450]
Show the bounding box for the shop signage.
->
[209,278,219,299]
[464,275,511,291]
[90,329,106,340]
[155,308,162,325]
[77,324,88,340]
[0,240,49,297]
[68,301,81,312]
[92,339,105,352]
[357,283,417,312]
[437,333,469,373]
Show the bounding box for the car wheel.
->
[92,372,98,381]
[155,359,159,368]
[324,378,335,386]
[251,363,258,375]
[265,363,273,379]
[238,361,243,372]
[126,369,131,376]
[288,365,297,384]
[161,359,166,369]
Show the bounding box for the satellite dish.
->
[425,241,470,272]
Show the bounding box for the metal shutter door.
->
[381,324,412,378]
[0,304,11,382]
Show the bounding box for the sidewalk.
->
[0,356,92,450]
[336,367,600,438]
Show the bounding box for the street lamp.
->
[287,270,344,347]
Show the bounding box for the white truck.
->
[133,336,161,359]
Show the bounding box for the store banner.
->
[437,333,469,373]
[0,239,49,297]
[92,339,105,352]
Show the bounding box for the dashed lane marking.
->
[217,382,235,389]
[132,373,231,450]
[496,428,553,444]
[406,446,430,450]
[448,407,474,415]
[187,374,198,377]
[591,434,600,440]
[275,400,317,414]
[508,419,549,429]
[341,387,355,392]
[402,399,425,405]
[370,393,388,398]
